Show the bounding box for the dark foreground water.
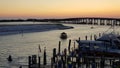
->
[0,22,119,68]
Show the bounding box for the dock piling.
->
[68,39,71,54]
[43,47,47,66]
[28,56,31,68]
[58,41,61,55]
[38,56,41,68]
[53,48,56,63]
[85,35,88,40]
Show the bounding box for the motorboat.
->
[60,32,67,39]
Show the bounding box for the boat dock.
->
[27,34,120,68]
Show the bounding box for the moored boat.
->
[76,24,120,57]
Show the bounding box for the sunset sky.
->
[0,0,120,19]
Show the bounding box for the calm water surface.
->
[0,22,120,68]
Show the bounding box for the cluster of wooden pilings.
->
[50,39,120,68]
[28,47,47,68]
[28,33,120,68]
[28,55,41,68]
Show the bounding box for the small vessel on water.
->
[91,26,94,29]
[60,32,67,39]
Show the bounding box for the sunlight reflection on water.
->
[0,22,120,68]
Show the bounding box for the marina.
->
[0,22,120,68]
[1,0,120,68]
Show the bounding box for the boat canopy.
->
[97,33,120,42]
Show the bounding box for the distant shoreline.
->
[0,24,73,36]
[0,17,119,22]
[0,19,47,22]
[0,23,64,26]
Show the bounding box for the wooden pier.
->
[49,17,120,26]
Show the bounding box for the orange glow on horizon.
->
[0,0,120,19]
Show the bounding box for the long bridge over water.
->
[49,17,120,26]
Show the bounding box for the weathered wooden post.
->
[85,35,88,40]
[64,48,67,68]
[43,47,47,66]
[53,48,56,63]
[58,41,61,55]
[38,56,41,68]
[64,48,67,60]
[68,39,71,54]
[28,56,31,68]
